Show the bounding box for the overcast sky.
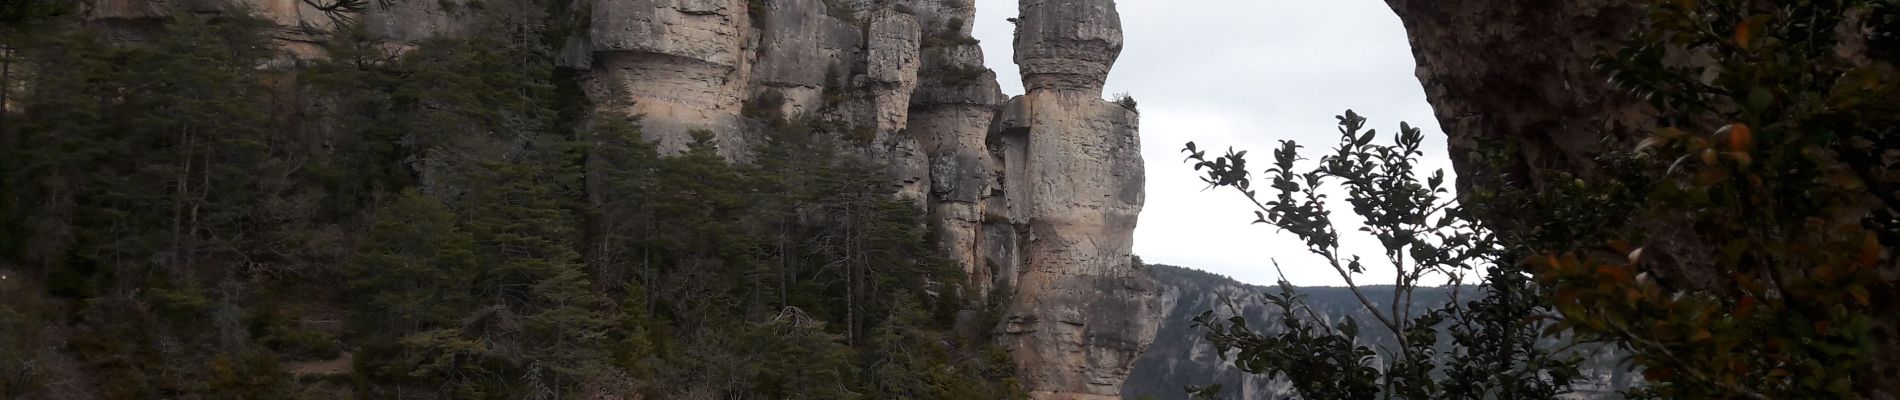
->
[970,0,1458,287]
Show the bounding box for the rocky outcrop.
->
[995,91,1154,400]
[1384,0,1896,291]
[1382,0,1650,198]
[992,1,1158,399]
[748,0,857,116]
[908,0,1010,300]
[1122,265,1292,400]
[573,1,1161,396]
[77,0,1159,397]
[586,0,755,158]
[862,9,928,202]
[1381,1,1742,290]
[1012,0,1123,94]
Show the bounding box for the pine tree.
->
[345,190,479,334]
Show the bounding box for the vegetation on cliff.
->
[0,3,1023,399]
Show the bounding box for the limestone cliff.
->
[575,1,1162,396]
[992,1,1157,398]
[74,0,1159,397]
[581,1,1162,396]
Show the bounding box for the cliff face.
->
[576,2,1161,396]
[1380,0,1741,290]
[1121,265,1294,400]
[1384,0,1895,292]
[993,1,1157,399]
[1382,0,1649,198]
[577,0,1159,396]
[76,0,1157,397]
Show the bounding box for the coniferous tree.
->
[0,2,1028,397]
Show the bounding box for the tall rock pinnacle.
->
[996,0,1159,398]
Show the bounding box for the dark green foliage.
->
[821,0,859,24]
[823,66,851,106]
[921,63,990,86]
[920,18,981,48]
[1115,92,1139,112]
[743,89,790,122]
[0,12,294,398]
[0,274,54,398]
[746,0,767,28]
[1182,111,1581,399]
[345,190,478,333]
[1526,0,1899,398]
[0,3,1021,399]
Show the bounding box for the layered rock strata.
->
[586,0,755,159]
[993,1,1157,399]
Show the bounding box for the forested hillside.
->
[1123,265,1636,400]
[1122,265,1451,400]
[0,5,1023,398]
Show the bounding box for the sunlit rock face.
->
[995,92,1155,400]
[587,0,755,159]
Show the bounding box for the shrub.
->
[741,89,788,123]
[1113,92,1138,112]
[1528,0,1900,397]
[1183,110,1582,399]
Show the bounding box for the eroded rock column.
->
[998,0,1158,398]
[863,10,929,203]
[906,0,1010,301]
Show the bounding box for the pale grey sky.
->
[971,0,1458,286]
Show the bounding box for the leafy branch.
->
[1184,110,1578,399]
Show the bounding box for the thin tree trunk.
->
[846,204,856,345]
[643,204,654,314]
[2,44,11,118]
[187,149,208,272]
[171,128,194,272]
[779,218,789,308]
